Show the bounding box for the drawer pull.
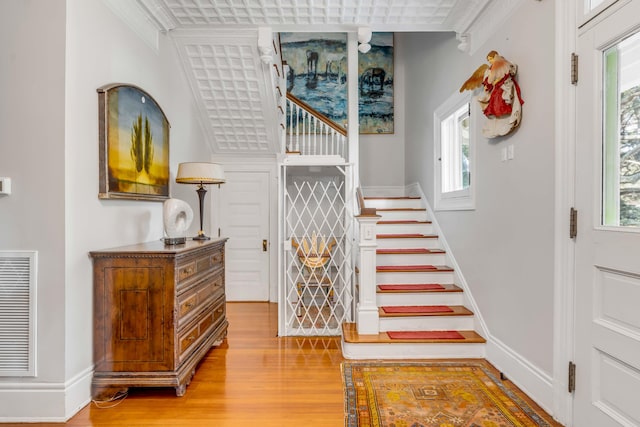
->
[187,335,196,342]
[179,264,196,280]
[185,302,195,308]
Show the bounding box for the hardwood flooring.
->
[8,302,561,426]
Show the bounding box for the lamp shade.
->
[176,162,225,184]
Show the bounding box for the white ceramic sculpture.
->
[163,198,193,244]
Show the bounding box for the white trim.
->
[486,335,556,416]
[554,0,577,425]
[0,365,92,422]
[433,91,476,211]
[102,0,160,51]
[463,0,528,55]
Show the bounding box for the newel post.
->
[356,214,380,334]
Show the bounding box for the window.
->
[434,91,475,210]
[602,31,640,227]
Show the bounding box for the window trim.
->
[434,90,476,211]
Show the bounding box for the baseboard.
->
[0,366,92,422]
[486,336,555,416]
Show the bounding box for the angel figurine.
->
[460,50,524,138]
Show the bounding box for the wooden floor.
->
[8,302,562,426]
[21,303,345,427]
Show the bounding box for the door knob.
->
[263,239,268,252]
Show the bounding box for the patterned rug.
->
[342,361,556,427]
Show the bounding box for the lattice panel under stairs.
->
[282,167,355,336]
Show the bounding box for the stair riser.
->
[379,316,474,331]
[377,238,440,249]
[341,341,486,359]
[377,271,454,284]
[376,292,464,306]
[377,210,429,222]
[376,223,434,235]
[366,198,423,209]
[377,252,446,265]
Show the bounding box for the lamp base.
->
[193,230,210,241]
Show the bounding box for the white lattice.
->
[282,167,355,336]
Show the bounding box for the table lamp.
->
[175,162,225,240]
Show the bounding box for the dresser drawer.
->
[177,272,224,327]
[176,247,224,290]
[178,295,226,362]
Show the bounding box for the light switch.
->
[501,147,507,162]
[507,145,515,160]
[0,177,11,195]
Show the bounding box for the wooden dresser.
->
[90,238,228,398]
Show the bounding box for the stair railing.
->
[355,188,380,334]
[285,93,348,158]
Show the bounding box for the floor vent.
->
[0,251,37,377]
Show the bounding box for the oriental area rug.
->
[342,361,559,427]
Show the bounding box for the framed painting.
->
[280,32,348,130]
[359,33,394,134]
[97,84,170,201]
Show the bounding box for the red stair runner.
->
[377,233,428,238]
[382,305,453,314]
[387,330,465,340]
[378,284,445,291]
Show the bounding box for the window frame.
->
[434,90,476,211]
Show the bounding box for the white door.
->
[219,171,270,301]
[575,2,640,425]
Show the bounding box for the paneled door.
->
[575,1,640,425]
[219,171,270,301]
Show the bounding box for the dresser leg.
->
[175,384,187,397]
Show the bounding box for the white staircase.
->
[342,193,486,359]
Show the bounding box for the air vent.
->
[0,251,37,377]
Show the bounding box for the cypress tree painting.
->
[98,84,170,201]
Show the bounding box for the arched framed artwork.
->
[97,83,170,201]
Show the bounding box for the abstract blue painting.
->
[280,33,348,130]
[359,33,394,134]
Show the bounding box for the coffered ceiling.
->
[108,0,513,156]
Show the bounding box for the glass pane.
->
[603,31,640,227]
[441,104,470,193]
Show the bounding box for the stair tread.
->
[364,196,420,200]
[377,220,432,224]
[377,248,445,254]
[379,305,473,317]
[377,264,453,272]
[342,323,486,344]
[377,233,438,239]
[375,208,426,212]
[377,283,463,293]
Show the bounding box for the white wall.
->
[0,0,68,419]
[359,34,405,187]
[0,0,210,421]
[403,0,556,404]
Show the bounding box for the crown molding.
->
[458,0,527,55]
[102,0,160,51]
